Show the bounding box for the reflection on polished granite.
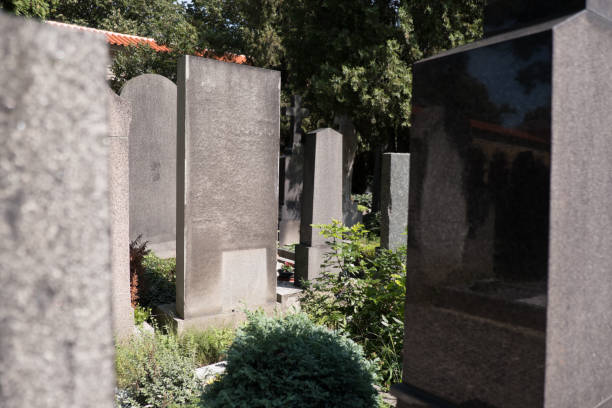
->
[484,0,585,36]
[404,29,554,408]
[410,30,552,291]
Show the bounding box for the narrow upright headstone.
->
[279,95,309,246]
[121,74,177,258]
[380,153,410,250]
[175,56,280,330]
[283,95,309,150]
[334,115,362,226]
[0,13,114,408]
[295,128,343,283]
[107,88,134,337]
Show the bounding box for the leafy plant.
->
[115,329,200,408]
[352,192,373,213]
[129,235,150,307]
[133,305,152,326]
[300,221,406,388]
[202,312,379,408]
[179,327,235,367]
[139,252,176,308]
[280,261,294,274]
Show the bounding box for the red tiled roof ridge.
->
[46,20,158,42]
[44,20,246,63]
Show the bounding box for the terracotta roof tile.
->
[45,20,243,63]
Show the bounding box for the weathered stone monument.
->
[108,89,134,337]
[295,128,343,283]
[170,56,280,330]
[0,13,114,407]
[279,95,309,246]
[121,74,177,257]
[393,2,612,408]
[380,153,410,250]
[334,115,362,227]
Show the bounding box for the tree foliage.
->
[185,0,484,148]
[2,0,485,146]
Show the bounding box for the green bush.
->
[179,327,235,367]
[202,312,379,408]
[133,305,152,326]
[352,193,373,212]
[115,330,200,408]
[139,253,176,308]
[301,221,406,388]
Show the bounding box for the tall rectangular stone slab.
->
[0,13,114,408]
[380,153,410,250]
[394,6,612,408]
[108,89,134,338]
[121,74,177,258]
[279,95,309,246]
[278,143,304,245]
[545,11,612,408]
[176,56,280,328]
[295,128,343,283]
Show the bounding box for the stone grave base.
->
[391,386,431,408]
[276,282,302,312]
[294,244,327,283]
[155,301,278,333]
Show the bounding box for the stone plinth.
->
[175,56,280,328]
[295,128,343,283]
[0,13,114,408]
[380,153,410,250]
[121,74,177,255]
[107,89,134,338]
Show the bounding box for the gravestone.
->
[173,56,280,330]
[0,13,114,408]
[393,3,612,408]
[107,88,134,338]
[121,74,177,258]
[295,128,343,283]
[334,115,362,227]
[279,95,310,246]
[284,94,310,150]
[380,153,410,250]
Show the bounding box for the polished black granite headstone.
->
[403,29,553,408]
[397,5,612,408]
[484,0,583,36]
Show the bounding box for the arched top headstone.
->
[120,73,177,254]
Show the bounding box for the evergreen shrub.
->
[202,312,378,408]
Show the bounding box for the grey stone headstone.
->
[380,153,410,250]
[107,88,134,338]
[545,10,612,408]
[175,56,280,329]
[335,115,362,227]
[279,95,310,246]
[0,13,114,408]
[278,143,304,246]
[283,94,309,150]
[295,128,343,283]
[121,74,177,257]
